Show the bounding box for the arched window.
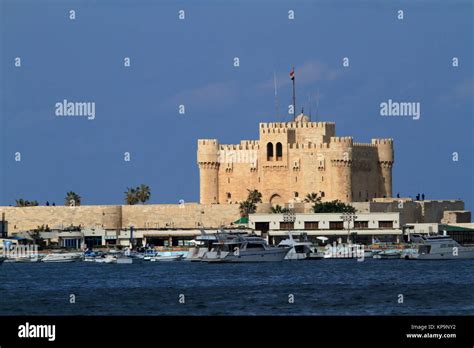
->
[267,142,274,161]
[276,142,283,160]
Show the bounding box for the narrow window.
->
[267,142,274,161]
[276,142,283,160]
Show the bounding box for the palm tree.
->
[15,199,39,207]
[270,205,289,214]
[304,192,321,203]
[313,200,356,213]
[247,189,262,204]
[125,187,139,205]
[65,192,81,206]
[239,200,256,218]
[15,199,26,207]
[137,184,151,204]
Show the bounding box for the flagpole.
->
[292,66,296,120]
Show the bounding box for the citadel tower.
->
[197,114,393,205]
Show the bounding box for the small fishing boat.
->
[373,249,402,259]
[95,255,116,263]
[150,254,183,262]
[42,252,82,263]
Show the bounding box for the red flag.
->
[289,68,295,80]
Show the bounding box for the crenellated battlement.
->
[261,127,288,134]
[198,139,219,146]
[288,142,330,149]
[259,121,335,129]
[330,136,353,145]
[353,142,378,148]
[219,144,259,151]
[371,138,394,146]
[240,140,259,147]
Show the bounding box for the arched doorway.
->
[269,193,283,205]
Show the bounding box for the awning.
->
[438,224,474,232]
[234,217,248,224]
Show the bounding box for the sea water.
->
[0,259,472,315]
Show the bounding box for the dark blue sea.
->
[1,259,473,315]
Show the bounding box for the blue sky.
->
[1,0,473,211]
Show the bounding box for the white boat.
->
[115,256,133,264]
[364,250,374,258]
[277,233,320,260]
[373,249,402,259]
[405,235,474,260]
[150,255,183,262]
[185,247,208,261]
[95,255,116,263]
[202,234,290,262]
[42,252,82,263]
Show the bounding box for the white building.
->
[249,212,401,244]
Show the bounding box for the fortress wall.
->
[217,161,259,204]
[0,205,122,233]
[367,201,421,226]
[121,204,241,229]
[419,200,464,223]
[0,204,242,233]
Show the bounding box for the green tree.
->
[239,200,256,218]
[125,187,139,205]
[15,199,39,207]
[137,184,151,204]
[270,205,289,214]
[246,189,262,204]
[65,192,81,206]
[304,192,322,204]
[313,200,356,213]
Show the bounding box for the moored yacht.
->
[277,233,322,260]
[405,235,474,260]
[202,234,290,262]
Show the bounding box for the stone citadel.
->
[198,114,394,205]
